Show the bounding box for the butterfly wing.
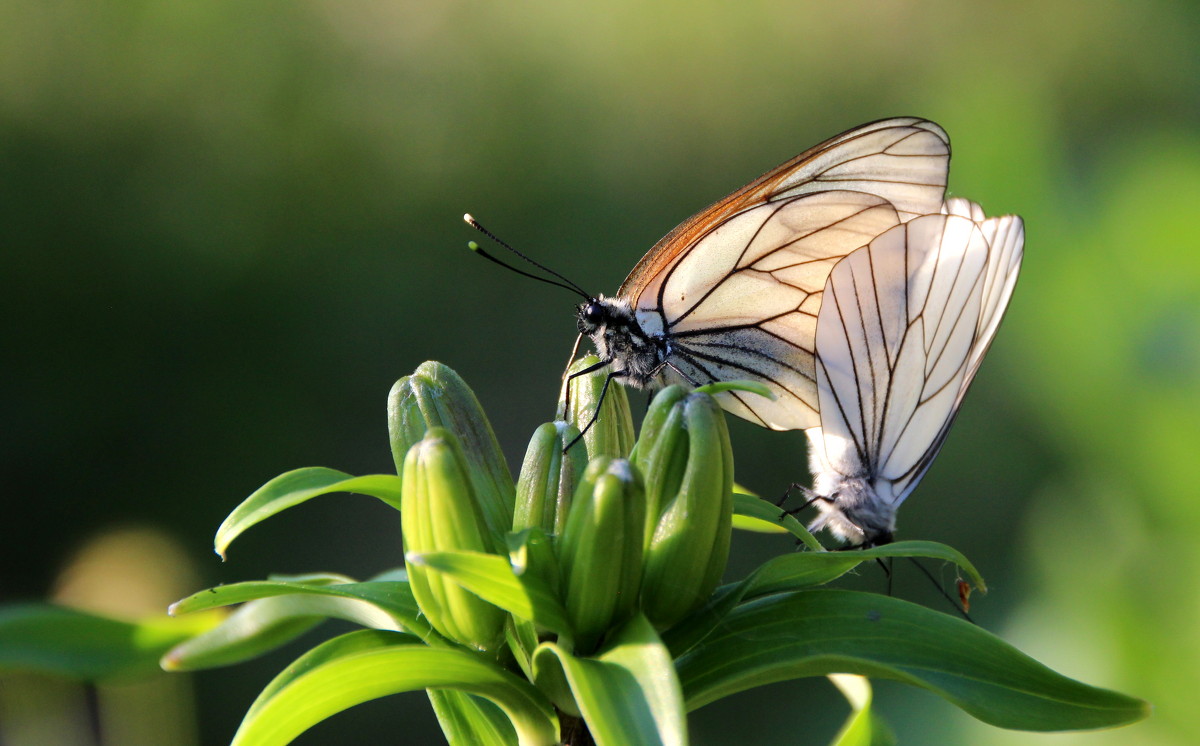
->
[649,191,903,429]
[619,118,952,430]
[940,197,1025,394]
[813,213,991,506]
[619,117,951,299]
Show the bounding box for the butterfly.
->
[572,117,952,431]
[803,198,1024,546]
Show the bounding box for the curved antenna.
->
[464,214,591,300]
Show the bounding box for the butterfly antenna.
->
[464,214,591,300]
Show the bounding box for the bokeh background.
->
[3,1,1197,744]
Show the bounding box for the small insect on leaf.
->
[958,580,973,614]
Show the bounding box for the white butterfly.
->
[804,198,1024,546]
[574,118,951,431]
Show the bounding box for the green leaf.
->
[677,590,1149,731]
[730,496,987,594]
[409,550,570,637]
[163,599,322,671]
[733,492,824,550]
[231,630,558,746]
[169,578,424,628]
[849,540,987,594]
[664,540,983,657]
[739,540,985,599]
[663,549,863,658]
[0,604,219,681]
[215,468,403,558]
[243,629,421,720]
[693,380,774,399]
[163,579,433,670]
[828,675,895,746]
[429,689,518,746]
[533,614,686,746]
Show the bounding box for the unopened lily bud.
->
[401,428,506,652]
[557,457,645,652]
[514,421,588,536]
[559,356,635,460]
[388,361,514,538]
[635,389,734,629]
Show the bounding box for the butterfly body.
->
[576,296,668,386]
[806,465,896,547]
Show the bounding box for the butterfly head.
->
[576,298,612,336]
[576,296,664,387]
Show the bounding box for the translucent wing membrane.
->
[648,192,903,430]
[768,117,952,222]
[617,118,952,430]
[813,213,993,505]
[945,199,1025,385]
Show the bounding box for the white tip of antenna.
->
[463,213,476,225]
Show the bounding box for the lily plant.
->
[1,359,1149,745]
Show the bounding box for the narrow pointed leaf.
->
[733,493,824,549]
[677,590,1149,731]
[408,550,569,636]
[215,468,403,558]
[693,380,774,399]
[848,540,986,593]
[169,579,425,633]
[0,604,220,681]
[163,599,323,671]
[738,541,985,599]
[664,541,982,657]
[533,614,686,746]
[231,631,558,746]
[244,629,420,720]
[163,580,434,671]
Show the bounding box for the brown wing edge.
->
[616,117,950,299]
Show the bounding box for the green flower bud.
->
[635,390,734,629]
[388,361,514,538]
[402,428,506,652]
[507,525,561,602]
[557,457,645,653]
[514,421,588,536]
[627,384,689,471]
[559,356,635,460]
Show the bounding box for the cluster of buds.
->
[390,359,737,655]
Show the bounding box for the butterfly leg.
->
[777,485,880,553]
[776,482,820,509]
[563,368,628,453]
[560,357,613,421]
[904,557,976,623]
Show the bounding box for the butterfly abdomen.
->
[810,476,897,547]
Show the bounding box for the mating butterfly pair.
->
[480,118,1024,547]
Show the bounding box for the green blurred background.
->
[3,0,1197,743]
